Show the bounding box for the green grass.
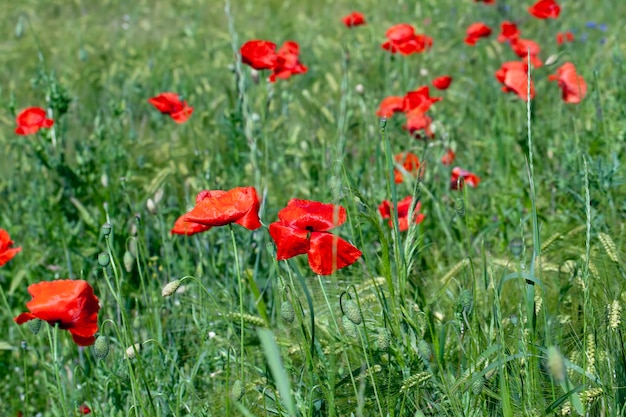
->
[1,0,626,415]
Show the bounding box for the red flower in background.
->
[495,61,535,101]
[240,40,278,70]
[376,96,405,118]
[171,187,262,235]
[379,196,425,231]
[0,229,21,267]
[148,93,193,124]
[431,75,453,90]
[394,152,421,183]
[509,38,543,67]
[548,62,587,104]
[402,86,442,113]
[269,199,362,275]
[497,21,520,43]
[342,12,366,27]
[14,280,100,346]
[474,0,495,3]
[556,32,574,45]
[78,405,92,415]
[464,23,492,46]
[451,167,481,190]
[404,111,434,139]
[529,0,561,19]
[14,107,54,136]
[270,41,308,82]
[441,148,455,166]
[382,23,432,55]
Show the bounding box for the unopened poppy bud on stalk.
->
[355,84,365,95]
[161,279,182,297]
[93,335,110,359]
[146,198,157,215]
[125,343,142,360]
[342,299,362,325]
[280,301,295,323]
[250,69,259,84]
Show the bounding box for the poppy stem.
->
[48,324,69,417]
[229,224,246,383]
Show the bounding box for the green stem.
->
[49,325,68,417]
[229,224,245,382]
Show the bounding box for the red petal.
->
[185,187,261,230]
[170,213,212,235]
[277,199,346,232]
[268,223,310,260]
[170,104,194,124]
[148,93,183,114]
[308,232,362,275]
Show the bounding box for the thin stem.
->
[49,325,68,417]
[229,224,245,382]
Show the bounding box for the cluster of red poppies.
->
[7,0,591,352]
[468,0,587,103]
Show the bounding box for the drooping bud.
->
[280,301,295,323]
[146,198,157,215]
[231,379,244,401]
[125,343,142,360]
[342,315,358,339]
[342,299,362,325]
[162,280,182,297]
[93,335,110,359]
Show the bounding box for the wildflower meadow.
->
[1,0,626,415]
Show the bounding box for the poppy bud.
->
[97,252,110,268]
[162,279,182,297]
[125,343,142,360]
[280,301,295,323]
[153,188,164,205]
[123,251,134,272]
[376,328,391,351]
[128,238,138,257]
[146,198,157,215]
[342,299,362,325]
[100,173,109,187]
[342,315,358,338]
[231,379,244,401]
[101,223,112,236]
[355,84,365,95]
[545,54,559,66]
[417,339,431,363]
[27,318,42,335]
[93,335,110,359]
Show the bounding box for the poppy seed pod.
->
[231,379,244,401]
[93,335,110,359]
[97,252,110,268]
[342,299,362,325]
[101,223,112,236]
[27,318,42,335]
[280,301,295,323]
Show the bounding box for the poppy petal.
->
[277,199,347,232]
[308,232,362,275]
[170,214,212,235]
[184,187,261,230]
[268,223,310,260]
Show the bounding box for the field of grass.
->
[1,0,626,415]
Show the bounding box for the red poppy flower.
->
[14,107,54,136]
[497,21,520,43]
[402,86,442,113]
[548,62,587,104]
[376,96,405,118]
[528,0,561,19]
[171,187,262,235]
[403,110,434,139]
[509,38,543,67]
[269,41,308,82]
[148,93,193,124]
[431,76,453,90]
[342,12,366,27]
[450,167,481,190]
[495,61,535,101]
[268,199,362,275]
[394,152,421,183]
[0,229,21,267]
[78,405,92,415]
[441,148,455,166]
[556,32,574,45]
[379,196,425,231]
[464,23,492,46]
[382,24,432,55]
[14,280,100,346]
[240,40,278,70]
